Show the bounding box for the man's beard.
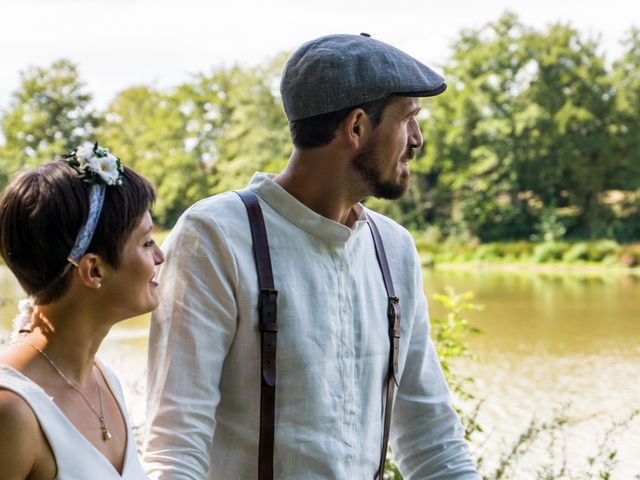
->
[352,136,411,200]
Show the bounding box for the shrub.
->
[618,243,640,267]
[587,240,620,262]
[562,242,590,262]
[531,242,570,263]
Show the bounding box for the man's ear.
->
[74,253,105,290]
[341,108,372,150]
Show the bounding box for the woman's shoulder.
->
[0,364,52,448]
[0,385,40,437]
[0,386,43,477]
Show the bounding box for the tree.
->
[517,22,620,238]
[417,13,539,241]
[98,85,212,227]
[611,28,640,188]
[98,56,291,227]
[416,13,629,241]
[0,59,98,188]
[608,28,640,241]
[174,55,291,194]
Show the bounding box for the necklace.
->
[13,339,112,441]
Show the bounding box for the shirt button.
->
[345,350,351,357]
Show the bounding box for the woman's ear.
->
[75,254,104,290]
[341,108,372,150]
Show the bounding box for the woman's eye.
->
[144,239,156,248]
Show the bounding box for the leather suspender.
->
[237,189,278,480]
[366,212,401,480]
[236,190,401,480]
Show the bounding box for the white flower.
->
[86,152,122,185]
[75,142,96,163]
[67,142,124,185]
[11,297,35,342]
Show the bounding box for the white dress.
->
[0,363,148,479]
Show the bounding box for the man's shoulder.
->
[364,208,414,245]
[187,190,246,220]
[174,190,254,233]
[363,207,421,271]
[164,190,251,251]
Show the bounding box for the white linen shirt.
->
[143,173,479,479]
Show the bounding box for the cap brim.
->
[396,83,447,98]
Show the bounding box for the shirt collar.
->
[248,172,368,243]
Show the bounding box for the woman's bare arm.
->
[0,389,46,480]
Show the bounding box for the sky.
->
[0,0,638,110]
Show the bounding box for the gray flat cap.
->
[281,33,447,122]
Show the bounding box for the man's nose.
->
[408,118,423,149]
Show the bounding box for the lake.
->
[1,265,638,478]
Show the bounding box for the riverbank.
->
[429,261,640,276]
[414,239,640,274]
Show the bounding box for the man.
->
[143,33,480,479]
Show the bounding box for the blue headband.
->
[64,142,124,265]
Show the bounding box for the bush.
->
[531,242,570,263]
[562,242,590,262]
[618,243,640,267]
[500,241,534,260]
[472,243,505,262]
[587,240,620,262]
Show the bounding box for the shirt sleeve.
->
[390,249,481,479]
[143,209,239,480]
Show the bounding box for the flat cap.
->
[281,33,447,122]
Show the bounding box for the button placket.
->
[333,246,352,446]
[341,256,358,446]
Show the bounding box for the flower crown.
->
[62,142,125,264]
[64,142,124,186]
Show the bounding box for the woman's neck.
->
[20,300,112,386]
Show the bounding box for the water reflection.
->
[425,268,640,356]
[1,265,639,476]
[424,267,640,477]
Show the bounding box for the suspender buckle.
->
[259,288,279,332]
[387,296,401,388]
[387,296,401,338]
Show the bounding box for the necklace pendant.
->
[99,416,112,441]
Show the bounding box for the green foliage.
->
[1,13,639,238]
[0,59,98,188]
[384,288,483,478]
[618,243,640,267]
[96,56,290,226]
[430,289,483,389]
[562,242,590,262]
[172,56,291,195]
[416,238,640,270]
[417,13,638,242]
[530,242,570,263]
[532,208,568,242]
[611,28,640,191]
[98,85,211,226]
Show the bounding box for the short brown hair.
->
[0,160,155,304]
[289,95,397,149]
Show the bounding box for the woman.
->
[0,142,164,479]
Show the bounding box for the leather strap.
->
[236,189,278,480]
[367,212,401,480]
[236,190,400,480]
